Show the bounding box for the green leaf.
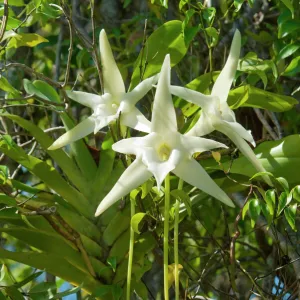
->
[23,79,60,102]
[0,113,94,198]
[279,20,300,38]
[218,135,300,185]
[234,0,244,11]
[0,0,24,6]
[131,212,147,234]
[4,286,24,300]
[277,192,288,216]
[202,7,216,25]
[130,20,188,90]
[282,56,300,77]
[7,33,48,48]
[0,248,102,294]
[265,190,276,216]
[280,0,294,18]
[49,285,82,299]
[249,198,261,228]
[0,135,93,218]
[276,177,289,192]
[141,179,154,199]
[284,204,297,231]
[171,189,191,216]
[14,271,44,288]
[277,43,300,61]
[30,282,56,293]
[261,202,272,226]
[205,27,219,47]
[107,256,117,272]
[242,201,250,220]
[292,186,300,202]
[0,76,21,97]
[6,16,22,30]
[228,85,297,112]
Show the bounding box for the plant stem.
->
[174,199,180,300]
[127,198,135,300]
[174,178,183,300]
[164,173,171,300]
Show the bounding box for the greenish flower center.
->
[158,143,171,161]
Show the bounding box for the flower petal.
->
[169,85,214,110]
[48,116,95,150]
[185,112,215,137]
[151,54,177,134]
[66,91,104,109]
[125,74,159,106]
[145,148,181,190]
[218,128,272,186]
[95,159,152,216]
[215,120,255,147]
[112,137,141,155]
[173,158,235,207]
[211,30,241,103]
[121,107,151,133]
[99,29,125,95]
[181,135,227,156]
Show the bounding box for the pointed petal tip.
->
[47,144,58,151]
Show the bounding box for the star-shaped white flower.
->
[169,30,272,185]
[95,54,234,216]
[49,29,157,150]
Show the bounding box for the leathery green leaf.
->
[0,113,91,195]
[130,20,188,90]
[0,135,93,218]
[131,212,147,234]
[228,85,297,112]
[0,248,103,294]
[284,204,297,231]
[219,135,300,185]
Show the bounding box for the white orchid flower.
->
[49,29,157,150]
[95,54,234,216]
[169,30,272,186]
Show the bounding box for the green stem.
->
[164,173,171,300]
[174,178,183,300]
[174,199,180,300]
[126,198,135,300]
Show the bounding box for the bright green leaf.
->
[131,212,147,234]
[284,204,297,231]
[7,33,48,48]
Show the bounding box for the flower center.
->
[111,103,119,113]
[157,143,171,161]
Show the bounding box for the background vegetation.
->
[0,0,300,299]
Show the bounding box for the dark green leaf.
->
[130,21,188,89]
[284,204,297,231]
[265,190,276,215]
[282,56,300,77]
[277,43,300,61]
[249,198,261,228]
[131,212,147,234]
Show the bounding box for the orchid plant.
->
[46,29,270,300]
[49,29,158,150]
[169,30,272,186]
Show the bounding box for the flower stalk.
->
[164,173,171,300]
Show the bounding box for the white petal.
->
[186,112,215,137]
[215,120,255,147]
[219,102,236,122]
[173,158,235,207]
[95,159,152,216]
[112,137,140,155]
[99,29,125,95]
[151,54,177,134]
[144,148,181,189]
[219,129,272,186]
[211,30,241,103]
[169,85,214,110]
[180,135,227,155]
[121,107,151,133]
[48,117,95,150]
[125,74,159,106]
[93,118,111,134]
[66,91,104,109]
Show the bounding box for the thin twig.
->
[254,108,278,140]
[0,0,8,42]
